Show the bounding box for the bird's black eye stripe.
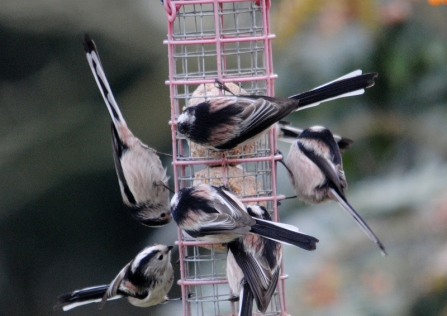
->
[138,250,160,267]
[129,250,162,286]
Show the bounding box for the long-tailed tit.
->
[54,244,174,311]
[277,120,354,154]
[284,126,387,256]
[170,183,318,251]
[227,205,282,316]
[176,70,377,151]
[82,34,171,227]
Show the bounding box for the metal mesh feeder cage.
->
[163,1,289,315]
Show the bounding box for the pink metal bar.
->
[172,153,284,166]
[240,195,286,203]
[166,74,278,85]
[179,279,229,286]
[163,34,276,45]
[258,0,289,313]
[167,0,266,4]
[165,4,190,315]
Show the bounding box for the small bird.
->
[54,244,174,311]
[170,183,319,251]
[227,205,282,316]
[176,70,377,151]
[82,34,171,227]
[284,126,386,256]
[277,120,354,154]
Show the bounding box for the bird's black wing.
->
[182,187,252,237]
[103,262,131,300]
[214,187,256,226]
[228,239,277,313]
[111,123,137,205]
[298,142,345,196]
[187,212,251,237]
[216,96,298,150]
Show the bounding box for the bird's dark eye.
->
[160,213,167,219]
[158,255,164,260]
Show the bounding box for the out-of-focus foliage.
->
[0,1,446,315]
[272,1,447,315]
[273,0,379,45]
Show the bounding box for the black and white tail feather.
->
[288,70,374,110]
[328,187,386,256]
[82,34,172,227]
[54,285,121,311]
[277,120,354,154]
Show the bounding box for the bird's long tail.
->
[289,70,377,111]
[329,188,387,256]
[238,282,254,316]
[82,34,126,128]
[54,285,122,311]
[251,219,319,251]
[276,121,354,153]
[276,121,304,142]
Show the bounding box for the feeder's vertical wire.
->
[165,4,189,316]
[234,2,241,77]
[200,5,206,79]
[214,1,223,83]
[195,246,205,316]
[261,0,289,314]
[220,3,228,79]
[253,0,288,314]
[213,0,229,187]
[264,0,274,95]
[216,3,230,308]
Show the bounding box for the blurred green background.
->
[0,0,446,315]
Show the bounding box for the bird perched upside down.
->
[82,34,171,227]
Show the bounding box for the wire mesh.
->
[163,1,288,315]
